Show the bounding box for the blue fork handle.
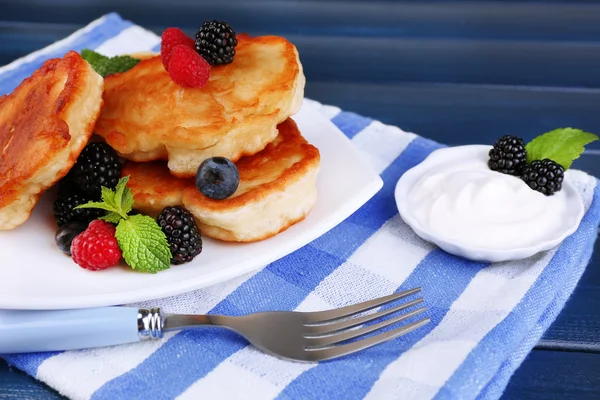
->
[0,307,142,354]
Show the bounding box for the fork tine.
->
[304,298,424,335]
[304,287,421,323]
[304,307,427,348]
[303,317,430,362]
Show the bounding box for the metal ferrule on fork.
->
[137,308,164,340]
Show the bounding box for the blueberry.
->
[55,223,87,256]
[196,157,239,200]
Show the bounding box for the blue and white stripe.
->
[1,14,599,400]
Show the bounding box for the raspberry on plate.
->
[71,220,122,271]
[168,44,211,88]
[161,27,195,70]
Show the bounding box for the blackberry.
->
[195,20,237,65]
[72,143,121,196]
[521,159,564,196]
[53,193,105,227]
[488,135,527,176]
[157,206,202,265]
[57,169,81,197]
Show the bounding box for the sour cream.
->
[407,151,572,250]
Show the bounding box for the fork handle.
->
[0,307,151,354]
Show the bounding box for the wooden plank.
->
[2,1,600,42]
[502,350,600,399]
[290,36,600,89]
[306,81,600,152]
[4,22,600,89]
[0,22,80,68]
[538,238,600,351]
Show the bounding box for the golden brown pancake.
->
[123,118,319,242]
[96,34,305,178]
[0,51,104,230]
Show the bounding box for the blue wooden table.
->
[1,0,599,398]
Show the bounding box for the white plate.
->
[0,103,383,310]
[395,145,584,262]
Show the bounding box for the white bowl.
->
[395,145,585,262]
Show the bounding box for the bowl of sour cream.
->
[395,145,584,262]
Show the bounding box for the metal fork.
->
[153,286,428,361]
[0,287,428,361]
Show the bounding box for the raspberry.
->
[161,27,195,70]
[71,220,122,271]
[168,45,211,88]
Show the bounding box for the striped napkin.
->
[2,13,600,400]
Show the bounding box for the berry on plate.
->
[55,222,87,256]
[72,142,121,197]
[56,170,79,197]
[157,206,202,265]
[195,20,238,66]
[196,156,239,200]
[71,220,122,271]
[161,27,195,70]
[521,159,564,196]
[53,192,104,227]
[168,44,211,88]
[488,135,527,176]
[75,176,173,273]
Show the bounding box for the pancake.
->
[96,34,305,178]
[122,118,319,242]
[0,51,104,230]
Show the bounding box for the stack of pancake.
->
[0,34,320,242]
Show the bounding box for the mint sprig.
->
[76,176,172,273]
[525,128,599,170]
[81,49,140,78]
[115,215,172,274]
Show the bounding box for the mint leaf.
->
[75,177,134,220]
[81,49,107,66]
[100,212,124,224]
[75,201,118,213]
[81,49,140,78]
[71,176,173,274]
[115,215,171,273]
[525,128,599,169]
[121,190,134,216]
[113,176,133,216]
[101,186,116,208]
